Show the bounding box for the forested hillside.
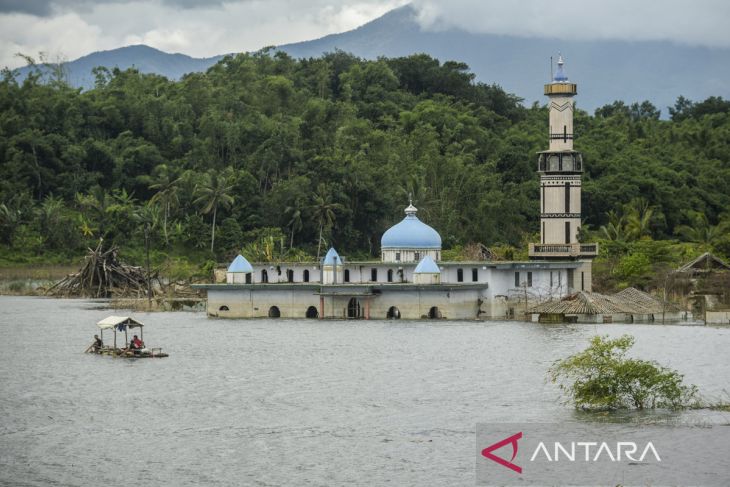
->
[1,50,729,288]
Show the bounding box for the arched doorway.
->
[387,269,393,282]
[386,306,400,319]
[428,306,442,319]
[347,298,361,319]
[306,306,318,319]
[268,306,281,318]
[303,269,310,282]
[287,269,294,282]
[261,269,268,283]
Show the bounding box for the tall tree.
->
[148,164,181,245]
[309,183,343,261]
[194,169,236,253]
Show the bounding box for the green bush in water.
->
[549,335,699,410]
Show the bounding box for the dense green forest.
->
[1,49,729,289]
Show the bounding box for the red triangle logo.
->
[481,432,523,474]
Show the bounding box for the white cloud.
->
[412,0,730,48]
[2,0,727,70]
[0,12,104,68]
[0,0,407,68]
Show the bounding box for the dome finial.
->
[404,198,417,217]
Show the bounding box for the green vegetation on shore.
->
[1,50,729,288]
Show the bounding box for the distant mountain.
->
[14,44,226,89]
[11,5,730,113]
[278,5,730,113]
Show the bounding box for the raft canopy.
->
[96,316,144,329]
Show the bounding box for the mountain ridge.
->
[11,4,730,112]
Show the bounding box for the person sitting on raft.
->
[130,335,143,350]
[92,334,103,352]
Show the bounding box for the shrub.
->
[549,335,698,410]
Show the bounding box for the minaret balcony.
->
[544,83,577,95]
[537,151,583,173]
[529,242,598,258]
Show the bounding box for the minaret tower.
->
[529,54,597,290]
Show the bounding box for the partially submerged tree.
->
[549,335,698,410]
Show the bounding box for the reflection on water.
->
[0,296,728,486]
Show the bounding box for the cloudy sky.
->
[1,0,728,69]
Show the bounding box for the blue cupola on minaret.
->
[553,54,568,82]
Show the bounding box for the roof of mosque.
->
[227,254,253,273]
[381,204,442,250]
[414,255,440,274]
[322,247,343,265]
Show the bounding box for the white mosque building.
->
[194,55,597,320]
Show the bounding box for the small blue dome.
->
[227,254,253,273]
[322,247,343,265]
[553,54,568,82]
[381,205,442,250]
[414,255,440,274]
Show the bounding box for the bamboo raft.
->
[87,316,169,359]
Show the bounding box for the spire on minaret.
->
[553,53,568,82]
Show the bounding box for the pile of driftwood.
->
[46,242,158,298]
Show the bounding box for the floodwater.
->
[0,296,728,486]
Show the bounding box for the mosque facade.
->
[194,56,597,320]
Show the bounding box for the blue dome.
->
[553,54,569,82]
[227,254,253,273]
[381,205,442,249]
[322,247,343,265]
[414,255,440,274]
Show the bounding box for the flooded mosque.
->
[195,55,598,319]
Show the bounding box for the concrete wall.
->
[206,286,487,320]
[548,93,574,152]
[381,249,440,263]
[706,311,730,325]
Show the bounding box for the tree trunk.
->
[163,200,169,245]
[210,205,217,253]
[316,221,323,262]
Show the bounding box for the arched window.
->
[261,269,268,283]
[219,305,229,311]
[347,298,361,319]
[268,306,280,318]
[287,269,294,283]
[370,268,378,282]
[306,306,318,319]
[386,306,400,319]
[303,269,310,282]
[344,269,350,282]
[387,269,393,282]
[457,268,464,282]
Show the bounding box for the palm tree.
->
[194,169,235,253]
[624,197,654,240]
[309,184,343,262]
[600,210,626,242]
[36,195,65,246]
[0,203,21,245]
[285,205,303,249]
[675,211,729,247]
[149,164,181,245]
